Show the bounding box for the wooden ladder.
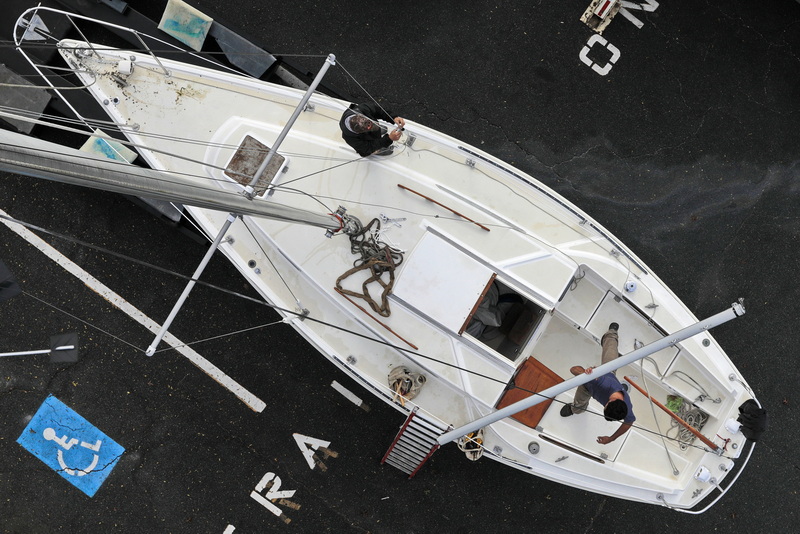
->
[381,407,449,478]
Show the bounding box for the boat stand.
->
[0,332,79,363]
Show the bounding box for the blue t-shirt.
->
[584,373,636,424]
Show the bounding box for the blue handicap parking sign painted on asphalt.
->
[17,395,125,497]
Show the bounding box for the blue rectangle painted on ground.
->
[16,395,125,497]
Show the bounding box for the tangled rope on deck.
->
[335,217,404,317]
[669,402,709,450]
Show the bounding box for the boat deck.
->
[49,35,756,509]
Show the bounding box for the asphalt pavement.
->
[1,1,799,532]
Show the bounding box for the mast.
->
[145,53,337,356]
[0,130,340,227]
[437,300,746,445]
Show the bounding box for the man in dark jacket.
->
[339,102,406,157]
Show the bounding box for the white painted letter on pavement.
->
[250,472,296,517]
[293,433,331,470]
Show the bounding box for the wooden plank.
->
[496,357,563,428]
[458,273,497,335]
[225,135,285,196]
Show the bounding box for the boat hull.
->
[10,12,757,510]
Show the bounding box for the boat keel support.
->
[146,213,238,356]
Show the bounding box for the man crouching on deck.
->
[339,102,405,157]
[560,322,636,444]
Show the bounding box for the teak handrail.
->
[335,288,418,350]
[397,184,490,231]
[624,376,719,451]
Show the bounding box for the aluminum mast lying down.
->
[0,129,339,228]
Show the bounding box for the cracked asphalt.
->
[1,0,799,532]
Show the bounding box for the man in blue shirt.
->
[560,322,636,445]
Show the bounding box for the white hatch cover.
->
[393,232,494,332]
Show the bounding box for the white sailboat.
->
[5,6,765,512]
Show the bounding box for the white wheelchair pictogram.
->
[43,427,103,476]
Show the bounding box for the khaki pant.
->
[570,329,619,414]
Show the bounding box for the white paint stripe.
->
[223,526,236,534]
[618,7,645,29]
[621,0,659,12]
[331,380,363,407]
[0,210,266,413]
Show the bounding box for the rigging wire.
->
[638,359,681,475]
[0,211,506,382]
[21,290,142,352]
[0,129,660,360]
[0,110,507,234]
[0,66,99,90]
[0,38,329,60]
[4,37,505,232]
[4,63,670,344]
[12,8,622,259]
[19,263,740,458]
[3,207,737,456]
[0,116,345,212]
[336,60,396,123]
[0,103,361,166]
[149,319,287,355]
[0,135,253,197]
[8,225,722,456]
[1,122,506,249]
[267,153,368,190]
[238,217,304,307]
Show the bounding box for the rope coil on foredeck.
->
[335,217,403,317]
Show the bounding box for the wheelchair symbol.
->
[43,427,103,476]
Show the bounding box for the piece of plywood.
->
[158,0,213,52]
[224,135,285,196]
[393,232,495,333]
[80,129,137,163]
[496,357,563,428]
